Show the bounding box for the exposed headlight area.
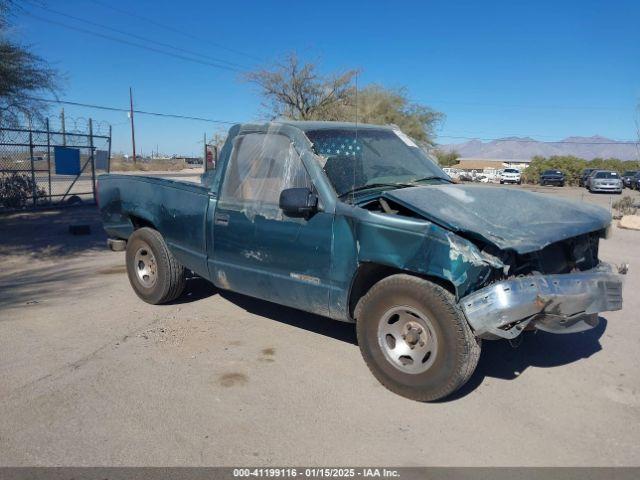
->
[507,231,601,276]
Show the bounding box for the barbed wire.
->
[8,116,113,137]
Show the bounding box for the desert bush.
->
[523,156,640,186]
[612,196,638,217]
[0,172,47,208]
[109,159,188,172]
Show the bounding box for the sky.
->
[10,0,640,156]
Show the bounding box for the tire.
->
[125,227,186,304]
[500,180,504,184]
[355,274,481,402]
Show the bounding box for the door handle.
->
[215,213,230,226]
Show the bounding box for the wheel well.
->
[348,263,456,320]
[129,214,155,230]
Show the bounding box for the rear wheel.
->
[355,275,481,402]
[125,227,186,304]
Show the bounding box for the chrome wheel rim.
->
[133,244,157,288]
[377,306,438,374]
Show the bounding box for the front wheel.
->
[355,275,481,402]
[126,227,186,304]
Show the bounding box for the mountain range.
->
[437,135,639,161]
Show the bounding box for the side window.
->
[220,133,312,219]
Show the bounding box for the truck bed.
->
[98,174,212,277]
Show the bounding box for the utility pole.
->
[129,87,137,164]
[60,108,66,146]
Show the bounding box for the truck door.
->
[211,132,333,315]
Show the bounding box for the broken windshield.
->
[305,128,448,197]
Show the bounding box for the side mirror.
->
[279,187,318,218]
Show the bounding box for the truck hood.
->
[382,184,611,254]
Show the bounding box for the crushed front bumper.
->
[460,263,623,339]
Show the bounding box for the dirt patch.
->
[258,347,276,363]
[99,265,126,275]
[218,372,248,387]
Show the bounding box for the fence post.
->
[29,130,37,208]
[61,108,67,147]
[107,125,112,173]
[89,119,96,203]
[46,118,52,205]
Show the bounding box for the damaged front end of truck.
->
[351,183,625,340]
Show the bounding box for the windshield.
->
[623,171,637,176]
[543,170,562,175]
[504,168,519,173]
[305,128,447,197]
[594,171,619,179]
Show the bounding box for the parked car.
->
[99,121,624,402]
[580,168,596,187]
[584,169,601,189]
[622,170,639,189]
[539,169,565,186]
[500,168,521,184]
[631,172,640,190]
[588,170,623,194]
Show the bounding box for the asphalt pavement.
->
[0,184,639,466]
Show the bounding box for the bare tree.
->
[246,54,443,144]
[246,53,358,121]
[0,0,60,126]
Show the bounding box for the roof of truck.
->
[273,120,395,131]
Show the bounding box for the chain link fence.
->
[0,119,111,212]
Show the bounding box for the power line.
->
[28,97,640,145]
[88,0,264,64]
[24,12,244,73]
[23,1,252,71]
[31,97,238,125]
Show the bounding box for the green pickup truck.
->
[99,121,624,401]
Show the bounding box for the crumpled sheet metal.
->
[332,204,498,303]
[384,184,611,254]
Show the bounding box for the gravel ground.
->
[0,185,639,466]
